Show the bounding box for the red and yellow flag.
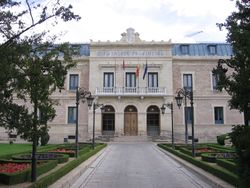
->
[136,64,140,77]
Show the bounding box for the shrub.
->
[0,160,57,185]
[201,152,237,163]
[207,144,234,151]
[216,159,237,173]
[158,144,239,186]
[201,153,216,163]
[217,134,228,145]
[12,153,69,164]
[230,125,250,187]
[179,147,192,156]
[29,143,106,188]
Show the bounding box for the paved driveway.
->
[71,143,212,188]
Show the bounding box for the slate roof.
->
[172,43,233,56]
[76,43,233,57]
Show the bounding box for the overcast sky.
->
[33,0,237,43]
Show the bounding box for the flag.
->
[136,64,140,77]
[143,60,148,80]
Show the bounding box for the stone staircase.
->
[90,135,173,143]
[113,135,150,142]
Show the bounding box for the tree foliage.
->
[0,0,80,181]
[0,0,80,141]
[214,1,250,187]
[213,0,250,125]
[230,125,250,187]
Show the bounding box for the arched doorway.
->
[102,105,115,135]
[147,105,160,136]
[124,105,138,136]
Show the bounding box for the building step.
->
[113,135,150,142]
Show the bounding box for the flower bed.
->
[195,147,217,156]
[0,160,57,185]
[49,148,75,157]
[0,162,30,174]
[12,152,69,164]
[158,144,239,186]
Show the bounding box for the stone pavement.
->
[63,142,233,188]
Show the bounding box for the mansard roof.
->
[172,43,233,56]
[79,44,90,56]
[76,43,233,57]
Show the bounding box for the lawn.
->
[0,143,58,158]
[0,143,32,157]
[0,142,107,186]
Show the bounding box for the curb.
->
[157,145,235,188]
[48,146,108,188]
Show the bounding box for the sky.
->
[18,0,238,43]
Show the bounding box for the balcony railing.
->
[95,87,167,96]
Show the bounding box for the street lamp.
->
[90,102,105,150]
[161,102,174,149]
[175,88,195,157]
[75,87,93,158]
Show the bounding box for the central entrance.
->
[124,105,138,136]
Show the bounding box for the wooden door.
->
[124,112,138,136]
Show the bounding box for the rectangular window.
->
[68,107,76,124]
[103,72,114,87]
[148,73,158,87]
[214,107,224,124]
[208,45,217,55]
[212,72,219,90]
[69,74,79,90]
[185,107,193,124]
[181,45,189,55]
[126,73,136,87]
[183,74,193,91]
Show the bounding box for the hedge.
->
[0,144,59,160]
[0,160,57,185]
[12,152,69,164]
[28,143,106,188]
[179,147,192,156]
[216,159,237,174]
[207,144,234,152]
[201,153,216,163]
[217,134,228,145]
[158,144,239,186]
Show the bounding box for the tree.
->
[0,0,80,182]
[213,1,250,187]
[213,0,250,126]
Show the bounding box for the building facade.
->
[0,28,244,143]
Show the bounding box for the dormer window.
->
[180,45,189,55]
[208,45,217,55]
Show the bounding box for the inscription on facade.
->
[96,50,166,57]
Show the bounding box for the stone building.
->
[0,28,243,143]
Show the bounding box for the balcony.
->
[95,87,167,97]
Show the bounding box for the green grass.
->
[0,143,32,157]
[0,143,59,158]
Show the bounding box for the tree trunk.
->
[31,101,38,182]
[244,109,249,126]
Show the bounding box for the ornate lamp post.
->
[161,102,174,149]
[91,102,105,149]
[175,88,195,157]
[75,87,94,158]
